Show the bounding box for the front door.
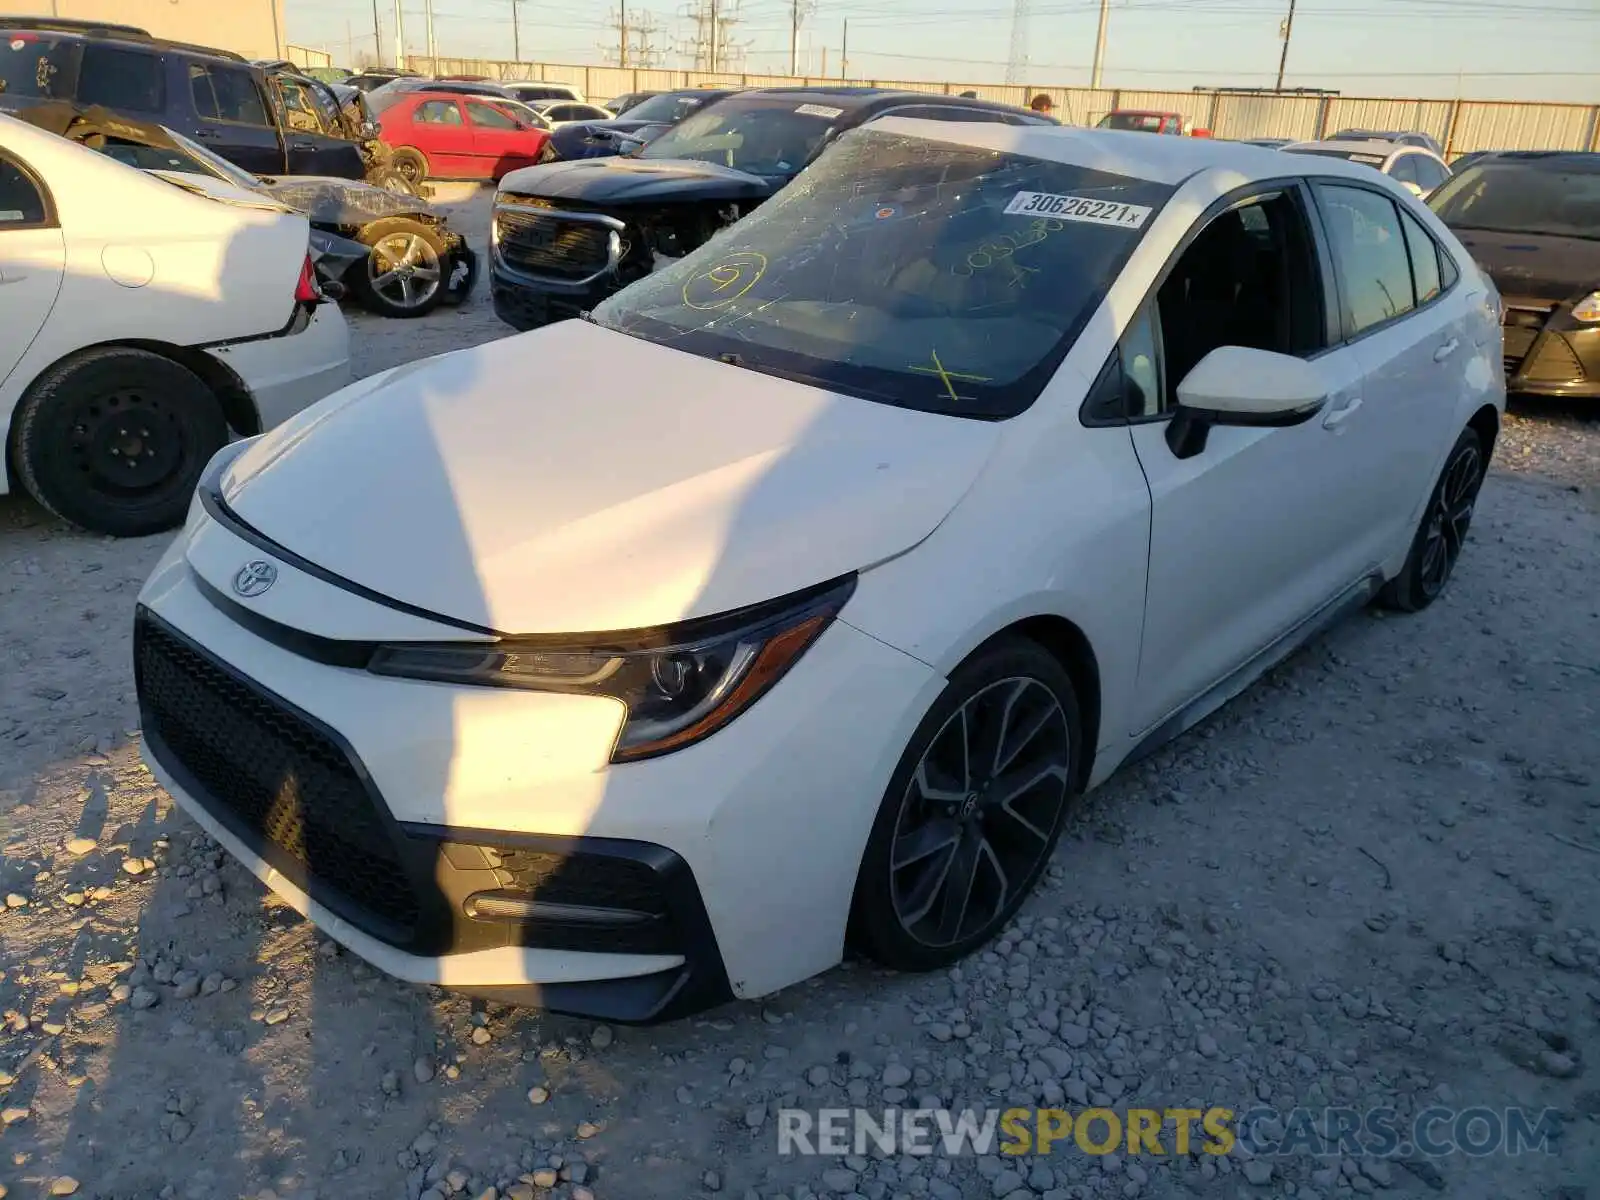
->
[186,60,286,176]
[409,98,474,177]
[1126,184,1381,735]
[0,153,66,391]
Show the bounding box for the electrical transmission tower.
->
[675,0,747,74]
[1005,0,1032,85]
[607,3,665,67]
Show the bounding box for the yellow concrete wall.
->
[0,0,287,60]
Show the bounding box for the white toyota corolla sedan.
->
[134,119,1503,1022]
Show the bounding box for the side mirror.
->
[1166,346,1330,459]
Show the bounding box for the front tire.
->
[1379,426,1485,613]
[10,348,227,537]
[347,218,447,318]
[849,637,1081,972]
[389,146,429,188]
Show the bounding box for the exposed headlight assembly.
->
[368,575,856,762]
[1572,291,1600,323]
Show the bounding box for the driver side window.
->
[1086,189,1328,422]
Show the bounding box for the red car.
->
[374,91,550,185]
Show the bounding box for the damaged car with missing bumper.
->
[490,86,1052,330]
[14,102,477,318]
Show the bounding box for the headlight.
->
[1572,291,1600,323]
[367,575,856,762]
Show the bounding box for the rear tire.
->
[1378,426,1486,613]
[848,637,1081,973]
[10,348,227,537]
[389,146,429,188]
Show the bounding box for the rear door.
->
[271,73,364,177]
[408,99,473,175]
[464,100,540,179]
[0,152,66,392]
[1312,181,1472,526]
[186,59,286,175]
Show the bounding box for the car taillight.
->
[295,254,322,304]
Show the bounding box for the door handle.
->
[288,140,316,152]
[192,128,221,141]
[1322,395,1362,430]
[1432,338,1460,362]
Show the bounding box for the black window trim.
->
[1079,177,1339,428]
[188,61,275,130]
[0,148,59,232]
[1304,176,1461,347]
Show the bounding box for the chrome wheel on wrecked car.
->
[1419,438,1482,600]
[349,217,449,318]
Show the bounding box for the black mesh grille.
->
[1524,334,1586,383]
[136,615,420,938]
[495,208,612,279]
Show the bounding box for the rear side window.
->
[77,44,165,112]
[1387,155,1418,186]
[0,33,74,99]
[0,154,49,227]
[1399,209,1442,304]
[416,100,463,125]
[1315,184,1415,337]
[190,63,271,127]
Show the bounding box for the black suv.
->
[0,18,366,178]
[490,86,1055,330]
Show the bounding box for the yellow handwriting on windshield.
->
[909,349,991,406]
[954,217,1064,288]
[682,251,769,311]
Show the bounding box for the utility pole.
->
[710,0,720,72]
[1091,0,1109,89]
[393,0,405,70]
[790,0,799,75]
[423,0,436,63]
[619,0,628,66]
[371,0,383,65]
[841,18,847,79]
[512,0,521,62]
[1275,0,1297,91]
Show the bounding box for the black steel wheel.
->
[389,146,429,188]
[10,348,227,537]
[1379,426,1486,612]
[850,637,1081,971]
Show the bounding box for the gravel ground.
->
[2,190,1599,1200]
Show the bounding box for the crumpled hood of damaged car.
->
[495,154,777,205]
[217,320,1000,634]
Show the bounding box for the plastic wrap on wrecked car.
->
[259,177,438,227]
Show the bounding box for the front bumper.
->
[1502,308,1600,400]
[206,303,352,432]
[133,513,940,1018]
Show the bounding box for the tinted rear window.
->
[1098,112,1165,132]
[0,32,76,100]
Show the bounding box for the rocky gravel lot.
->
[2,188,1599,1200]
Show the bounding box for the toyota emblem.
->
[232,560,278,598]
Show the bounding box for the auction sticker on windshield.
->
[1004,192,1152,228]
[795,104,844,118]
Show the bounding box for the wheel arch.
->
[3,339,257,494]
[966,613,1103,792]
[1467,402,1499,463]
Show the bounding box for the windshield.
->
[95,126,263,193]
[0,32,76,100]
[623,91,714,126]
[639,95,845,175]
[1097,112,1166,132]
[1285,146,1387,168]
[1429,161,1600,240]
[594,127,1173,419]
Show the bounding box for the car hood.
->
[495,154,777,205]
[1451,228,1600,306]
[217,320,1000,634]
[258,175,436,226]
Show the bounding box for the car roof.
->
[1465,150,1600,171]
[1285,138,1419,156]
[734,86,1039,119]
[865,116,1409,188]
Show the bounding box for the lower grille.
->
[1522,334,1586,384]
[495,207,614,280]
[135,614,421,940]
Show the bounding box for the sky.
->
[286,0,1600,103]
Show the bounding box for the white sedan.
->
[528,100,616,128]
[1283,137,1453,198]
[133,120,1502,1022]
[0,112,350,536]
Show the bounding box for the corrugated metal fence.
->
[287,43,333,69]
[407,56,1600,159]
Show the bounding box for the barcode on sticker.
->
[1004,192,1152,228]
[795,103,844,119]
